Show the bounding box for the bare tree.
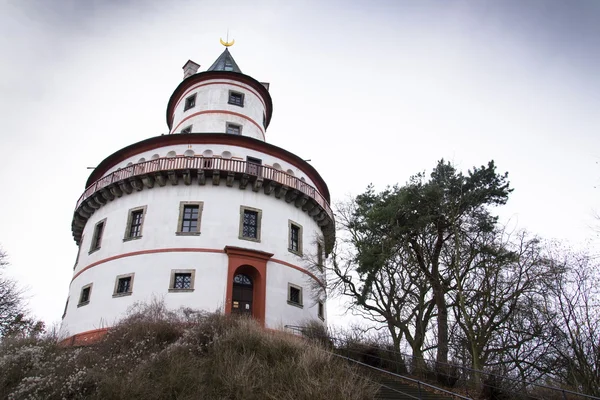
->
[448,229,555,389]
[325,199,436,370]
[0,246,44,339]
[543,248,600,396]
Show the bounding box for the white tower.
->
[60,45,335,345]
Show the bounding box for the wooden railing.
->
[76,157,333,220]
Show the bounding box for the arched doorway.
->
[232,273,253,315]
[224,247,273,326]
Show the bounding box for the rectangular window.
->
[89,219,106,253]
[62,298,69,319]
[124,206,146,241]
[74,235,84,269]
[113,273,134,297]
[239,206,262,242]
[228,91,244,107]
[169,269,195,292]
[176,202,203,235]
[78,284,92,307]
[184,93,196,111]
[318,301,324,320]
[288,284,303,308]
[180,125,192,134]
[317,242,324,272]
[288,221,303,256]
[226,122,241,135]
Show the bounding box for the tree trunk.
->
[434,284,451,385]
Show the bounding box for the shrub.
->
[0,303,378,400]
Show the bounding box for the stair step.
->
[375,379,456,400]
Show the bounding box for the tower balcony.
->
[71,156,335,251]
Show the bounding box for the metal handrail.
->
[330,352,473,400]
[75,156,333,220]
[284,325,600,400]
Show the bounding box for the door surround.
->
[224,246,273,326]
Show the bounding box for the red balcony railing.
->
[76,157,333,220]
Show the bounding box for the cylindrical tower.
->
[60,46,335,345]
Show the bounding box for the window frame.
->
[184,93,196,111]
[78,283,93,307]
[74,234,84,270]
[124,206,147,241]
[113,273,135,297]
[176,201,203,236]
[287,283,303,308]
[228,90,244,107]
[317,242,324,272]
[168,269,196,292]
[62,297,69,319]
[89,219,106,254]
[239,206,262,242]
[180,125,192,134]
[318,301,325,320]
[288,220,303,256]
[226,122,242,135]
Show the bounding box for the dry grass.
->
[0,302,378,400]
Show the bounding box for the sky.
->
[1,0,599,329]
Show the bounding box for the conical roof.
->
[207,48,242,73]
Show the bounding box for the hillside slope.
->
[0,304,378,400]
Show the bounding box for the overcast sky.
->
[1,0,599,329]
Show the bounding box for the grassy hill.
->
[0,303,378,400]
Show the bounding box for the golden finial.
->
[220,29,235,47]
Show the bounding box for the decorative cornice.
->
[84,133,330,203]
[73,156,335,253]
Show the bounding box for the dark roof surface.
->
[207,48,242,73]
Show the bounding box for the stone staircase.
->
[375,378,460,400]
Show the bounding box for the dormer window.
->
[228,91,244,107]
[180,125,192,134]
[184,93,196,111]
[226,123,242,135]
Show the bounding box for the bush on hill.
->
[0,302,378,400]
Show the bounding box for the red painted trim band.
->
[72,247,323,286]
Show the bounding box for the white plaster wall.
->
[170,79,266,140]
[101,144,318,189]
[265,264,325,329]
[62,252,228,338]
[63,182,326,337]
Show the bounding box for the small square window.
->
[228,91,244,107]
[288,221,303,256]
[113,273,134,297]
[180,125,192,134]
[169,269,195,292]
[318,301,325,320]
[78,284,92,307]
[239,206,262,242]
[288,284,303,308]
[176,202,203,235]
[184,93,196,111]
[89,219,106,253]
[124,206,146,241]
[226,123,242,135]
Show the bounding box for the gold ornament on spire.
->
[220,38,235,47]
[220,30,234,47]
